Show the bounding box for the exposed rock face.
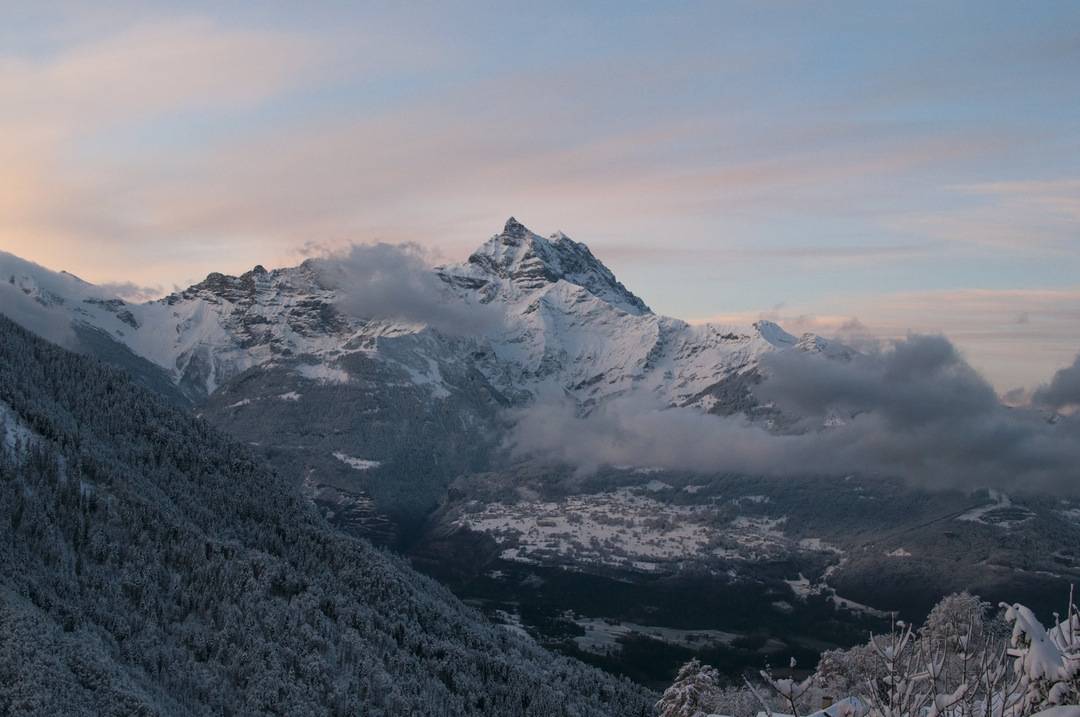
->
[456,217,651,314]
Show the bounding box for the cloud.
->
[97,281,163,302]
[0,14,334,287]
[0,249,151,347]
[692,288,1080,392]
[0,281,76,349]
[755,337,1080,492]
[306,243,503,336]
[888,179,1080,254]
[507,335,1080,494]
[1033,353,1080,411]
[0,16,325,135]
[953,179,1080,222]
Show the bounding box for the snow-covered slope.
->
[1,218,840,413]
[2,251,474,403]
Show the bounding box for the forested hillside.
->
[0,315,654,716]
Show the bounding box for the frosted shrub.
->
[1002,598,1079,713]
[656,659,723,717]
[663,591,1079,717]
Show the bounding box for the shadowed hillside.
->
[0,315,654,716]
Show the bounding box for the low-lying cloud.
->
[1033,354,1080,411]
[507,335,1080,494]
[307,243,503,336]
[97,281,164,302]
[0,281,76,349]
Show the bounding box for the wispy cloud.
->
[0,17,323,134]
[885,179,1080,253]
[0,15,332,279]
[954,179,1080,222]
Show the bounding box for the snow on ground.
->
[798,537,844,554]
[1057,504,1080,523]
[885,547,912,558]
[1031,709,1080,717]
[227,398,251,408]
[278,391,302,401]
[571,615,738,655]
[332,452,382,471]
[957,490,1035,527]
[830,593,893,618]
[492,609,534,641]
[467,490,714,571]
[786,571,895,619]
[0,400,36,457]
[727,516,790,559]
[785,574,815,599]
[295,362,351,384]
[394,357,451,399]
[455,489,831,571]
[758,697,865,717]
[694,394,719,412]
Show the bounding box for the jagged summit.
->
[164,261,288,308]
[154,217,650,317]
[451,217,652,315]
[502,216,529,239]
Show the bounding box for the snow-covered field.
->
[453,488,842,572]
[456,489,714,571]
[332,452,382,471]
[957,490,1036,527]
[571,615,739,655]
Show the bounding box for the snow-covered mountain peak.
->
[165,262,289,307]
[502,215,530,239]
[1,223,848,415]
[449,217,651,316]
[752,320,798,348]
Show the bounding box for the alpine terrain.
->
[0,313,655,715]
[3,218,1079,685]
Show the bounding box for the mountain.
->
[4,220,1078,687]
[436,218,834,414]
[0,219,840,534]
[2,218,833,412]
[2,218,837,411]
[0,314,654,715]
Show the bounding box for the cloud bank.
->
[1033,354,1080,411]
[0,281,76,349]
[307,243,503,336]
[507,335,1080,494]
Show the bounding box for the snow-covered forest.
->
[657,592,1079,717]
[0,315,653,715]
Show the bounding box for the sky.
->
[1,1,1078,392]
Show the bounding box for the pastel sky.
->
[2,2,1079,391]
